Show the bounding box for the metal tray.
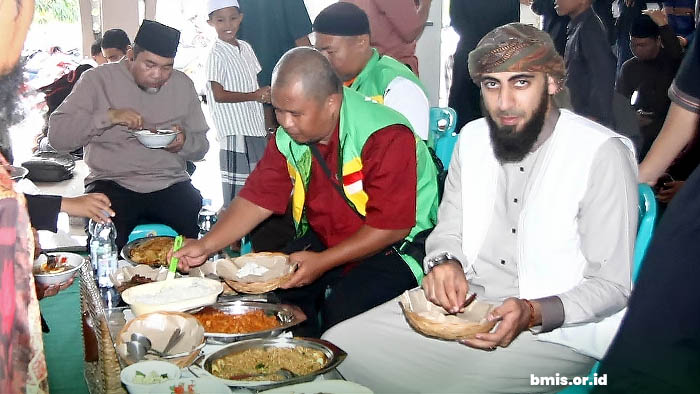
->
[189,301,306,344]
[201,337,347,390]
[120,235,174,266]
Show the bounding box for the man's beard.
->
[0,60,25,162]
[482,88,549,163]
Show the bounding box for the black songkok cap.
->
[313,2,370,36]
[134,20,181,58]
[630,15,660,38]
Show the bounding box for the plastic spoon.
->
[166,235,184,281]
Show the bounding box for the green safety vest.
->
[349,48,427,105]
[276,87,439,283]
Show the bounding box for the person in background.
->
[342,0,432,74]
[235,0,312,252]
[91,38,107,65]
[48,20,209,251]
[593,32,700,394]
[663,0,696,37]
[0,0,49,391]
[173,47,439,338]
[205,0,270,207]
[615,0,644,77]
[448,0,520,131]
[616,11,683,158]
[26,193,114,233]
[313,2,430,140]
[531,0,570,56]
[237,0,311,129]
[557,0,617,127]
[100,28,131,63]
[638,10,699,187]
[322,23,637,393]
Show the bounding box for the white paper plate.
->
[148,377,230,393]
[259,380,373,394]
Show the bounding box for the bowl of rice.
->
[121,277,223,316]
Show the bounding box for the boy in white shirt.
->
[205,0,271,206]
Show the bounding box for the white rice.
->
[131,281,215,305]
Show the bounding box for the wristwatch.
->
[425,252,461,273]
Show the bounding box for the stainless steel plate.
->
[202,337,347,389]
[189,301,306,344]
[120,236,174,266]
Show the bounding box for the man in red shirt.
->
[174,47,439,336]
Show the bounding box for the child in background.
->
[205,0,270,207]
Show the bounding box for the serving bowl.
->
[120,360,181,394]
[116,311,205,368]
[188,300,306,344]
[202,337,347,390]
[121,236,175,267]
[134,129,178,149]
[32,252,84,286]
[121,277,223,316]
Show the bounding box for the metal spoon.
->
[161,328,183,356]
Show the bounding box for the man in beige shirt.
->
[49,20,209,250]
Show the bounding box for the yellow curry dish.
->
[211,346,327,381]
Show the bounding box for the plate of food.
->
[189,301,306,344]
[122,236,175,267]
[399,288,496,340]
[134,129,179,149]
[111,264,180,294]
[149,377,230,394]
[121,277,223,316]
[33,252,84,286]
[116,311,205,368]
[202,337,346,390]
[194,253,295,294]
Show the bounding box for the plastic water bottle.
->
[91,221,118,288]
[197,201,217,239]
[88,219,99,272]
[197,199,222,261]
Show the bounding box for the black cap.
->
[101,29,131,52]
[630,15,660,38]
[313,2,370,36]
[134,20,181,58]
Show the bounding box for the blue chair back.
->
[558,184,657,394]
[428,107,458,169]
[127,223,178,243]
[633,183,657,281]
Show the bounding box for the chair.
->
[428,107,458,169]
[127,223,177,243]
[558,183,658,393]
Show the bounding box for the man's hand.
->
[170,238,210,271]
[61,193,114,222]
[461,297,532,351]
[657,180,684,203]
[256,86,272,104]
[164,125,186,153]
[422,261,469,313]
[279,251,327,288]
[108,108,144,129]
[36,277,75,300]
[643,9,669,26]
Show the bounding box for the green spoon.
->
[166,235,184,281]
